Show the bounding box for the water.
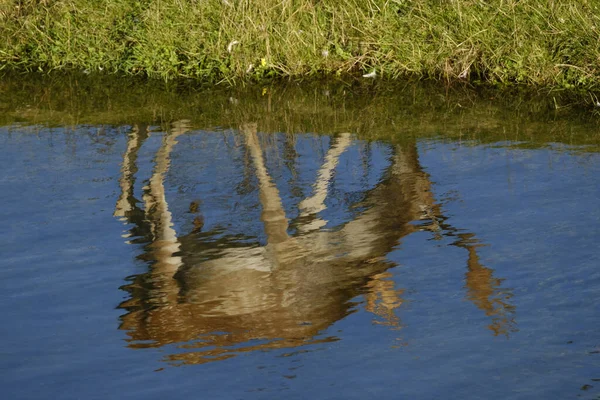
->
[1,78,600,399]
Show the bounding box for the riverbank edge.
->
[3,67,600,114]
[3,70,600,126]
[2,0,600,103]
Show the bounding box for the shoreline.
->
[2,73,599,151]
[2,0,600,98]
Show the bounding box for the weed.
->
[1,0,599,89]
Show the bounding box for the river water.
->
[1,78,599,399]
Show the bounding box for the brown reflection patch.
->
[115,123,516,365]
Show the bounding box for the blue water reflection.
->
[1,120,599,399]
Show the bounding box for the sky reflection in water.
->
[1,82,599,399]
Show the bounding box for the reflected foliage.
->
[1,74,599,152]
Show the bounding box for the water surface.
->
[1,79,599,399]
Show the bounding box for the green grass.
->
[2,0,600,90]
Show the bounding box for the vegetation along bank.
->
[1,0,600,93]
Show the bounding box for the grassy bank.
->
[1,0,600,90]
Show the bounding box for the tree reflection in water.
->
[115,121,516,365]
